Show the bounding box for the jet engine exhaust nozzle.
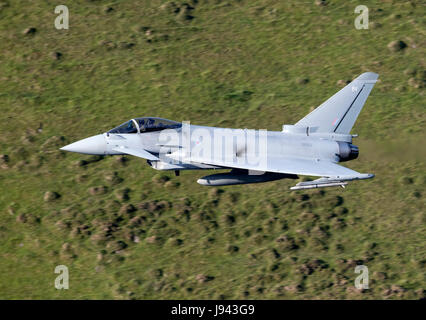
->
[337,142,359,162]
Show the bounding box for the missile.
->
[290,173,374,190]
[197,171,297,186]
[290,181,348,190]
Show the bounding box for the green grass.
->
[0,0,424,299]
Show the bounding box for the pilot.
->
[139,119,146,132]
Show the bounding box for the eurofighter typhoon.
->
[61,72,379,190]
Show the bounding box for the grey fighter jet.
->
[61,72,379,190]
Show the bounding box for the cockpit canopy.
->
[108,117,181,134]
[108,120,138,134]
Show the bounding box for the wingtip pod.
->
[348,173,375,180]
[327,173,375,181]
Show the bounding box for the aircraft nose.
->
[60,134,106,155]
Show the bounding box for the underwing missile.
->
[290,181,348,190]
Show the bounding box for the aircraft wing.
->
[183,154,366,179]
[112,146,159,161]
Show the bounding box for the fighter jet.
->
[60,72,379,190]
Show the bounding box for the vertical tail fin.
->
[295,72,379,134]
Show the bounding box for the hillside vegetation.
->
[0,0,424,299]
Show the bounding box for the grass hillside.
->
[0,0,424,299]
